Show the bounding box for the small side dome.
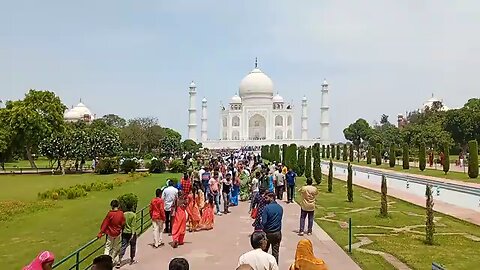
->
[190,81,196,88]
[272,94,284,103]
[202,98,207,103]
[302,96,307,102]
[230,94,242,104]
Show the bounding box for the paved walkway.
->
[120,200,361,270]
[331,168,480,226]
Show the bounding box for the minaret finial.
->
[255,57,258,68]
[79,98,82,103]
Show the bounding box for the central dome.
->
[239,68,274,99]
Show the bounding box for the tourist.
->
[180,172,192,199]
[222,172,233,214]
[262,192,283,263]
[118,201,138,268]
[162,180,178,234]
[169,258,189,270]
[97,200,125,265]
[186,187,201,232]
[195,182,205,212]
[201,167,211,200]
[23,251,55,270]
[237,231,279,270]
[237,265,254,270]
[289,239,328,270]
[250,172,260,211]
[268,170,275,193]
[209,171,222,215]
[150,188,166,248]
[298,177,318,236]
[286,168,297,203]
[274,168,285,200]
[171,191,187,248]
[92,255,113,270]
[198,196,215,230]
[251,187,268,231]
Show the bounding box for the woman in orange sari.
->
[289,239,328,270]
[172,192,187,248]
[186,187,201,232]
[198,197,214,231]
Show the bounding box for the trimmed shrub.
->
[282,144,288,164]
[443,143,450,174]
[349,144,354,162]
[120,159,138,173]
[402,144,410,170]
[149,158,166,173]
[343,144,348,161]
[313,156,322,185]
[389,146,396,168]
[305,147,312,178]
[331,144,336,160]
[375,143,382,166]
[347,162,353,202]
[297,147,305,176]
[425,185,435,245]
[169,159,186,173]
[336,145,340,160]
[118,193,138,212]
[366,147,372,164]
[96,158,117,174]
[468,140,479,178]
[380,175,388,217]
[322,145,326,158]
[326,145,331,159]
[419,143,426,171]
[328,159,333,193]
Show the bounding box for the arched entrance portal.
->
[248,114,266,140]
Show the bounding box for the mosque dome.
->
[64,101,94,122]
[422,95,449,111]
[272,94,284,103]
[239,68,274,99]
[230,94,242,104]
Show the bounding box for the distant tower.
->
[201,98,208,142]
[320,79,330,142]
[188,81,197,141]
[301,96,308,140]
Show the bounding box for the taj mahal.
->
[187,60,331,149]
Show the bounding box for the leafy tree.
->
[182,139,201,154]
[380,175,388,217]
[402,144,410,169]
[328,159,333,193]
[90,124,122,158]
[342,144,348,161]
[425,185,435,245]
[297,147,305,176]
[0,120,14,170]
[326,145,331,159]
[443,143,450,174]
[366,147,372,164]
[468,140,479,178]
[343,118,372,162]
[321,145,326,158]
[305,147,312,178]
[375,143,382,166]
[347,162,353,202]
[389,146,396,167]
[419,143,426,171]
[336,144,340,160]
[98,114,126,129]
[349,144,354,162]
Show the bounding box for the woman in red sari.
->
[186,186,201,232]
[172,191,188,248]
[198,197,215,231]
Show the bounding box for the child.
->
[98,200,125,265]
[149,188,166,248]
[23,251,55,270]
[118,203,138,268]
[198,197,215,231]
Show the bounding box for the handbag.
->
[250,208,258,219]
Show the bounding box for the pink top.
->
[24,251,55,270]
[209,178,219,193]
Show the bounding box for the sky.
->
[1,1,479,142]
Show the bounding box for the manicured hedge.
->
[468,140,478,178]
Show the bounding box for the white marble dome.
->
[230,94,242,104]
[272,94,284,103]
[239,68,274,99]
[64,102,94,122]
[422,95,450,111]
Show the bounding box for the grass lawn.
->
[335,160,477,183]
[297,177,480,270]
[3,158,93,170]
[0,172,176,269]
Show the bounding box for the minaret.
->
[320,79,330,142]
[201,98,208,142]
[301,96,308,140]
[188,81,197,141]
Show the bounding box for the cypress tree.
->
[349,144,354,162]
[380,175,388,217]
[443,143,450,175]
[270,144,276,162]
[265,145,270,161]
[375,143,382,166]
[336,144,340,160]
[289,144,298,172]
[305,147,312,178]
[366,147,372,164]
[261,146,266,159]
[326,145,331,159]
[468,140,479,178]
[419,143,426,171]
[389,146,396,168]
[402,144,410,170]
[328,159,333,193]
[322,145,326,158]
[331,144,336,160]
[343,144,348,161]
[313,154,322,185]
[282,144,287,165]
[297,147,306,176]
[425,184,435,245]
[347,162,353,202]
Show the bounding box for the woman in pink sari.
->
[172,192,188,248]
[23,251,55,270]
[198,197,215,230]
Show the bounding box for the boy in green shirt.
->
[118,209,138,268]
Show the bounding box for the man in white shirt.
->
[161,181,178,234]
[238,231,279,270]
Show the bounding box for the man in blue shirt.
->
[261,192,283,263]
[285,168,297,203]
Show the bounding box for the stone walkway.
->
[120,200,361,270]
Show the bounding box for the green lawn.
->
[3,158,93,170]
[335,160,477,183]
[297,177,480,270]
[0,172,176,269]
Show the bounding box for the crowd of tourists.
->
[23,148,329,270]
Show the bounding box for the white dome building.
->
[186,59,331,149]
[64,100,95,123]
[421,94,450,111]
